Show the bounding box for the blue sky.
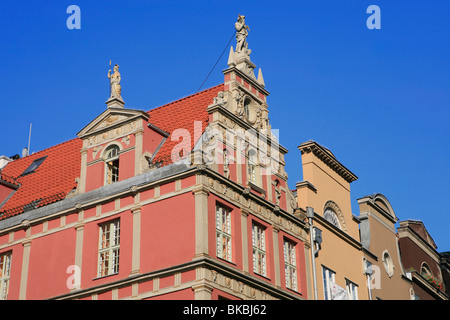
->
[0,1,449,251]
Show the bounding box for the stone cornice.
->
[298,141,358,183]
[357,195,398,224]
[223,67,270,97]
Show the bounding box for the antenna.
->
[27,123,32,155]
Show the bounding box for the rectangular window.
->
[322,266,336,300]
[98,220,120,277]
[0,252,12,300]
[346,279,359,300]
[284,240,297,291]
[252,223,266,276]
[216,205,232,262]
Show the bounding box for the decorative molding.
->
[299,141,357,183]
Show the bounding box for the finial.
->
[257,68,265,87]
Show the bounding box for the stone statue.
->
[108,64,122,100]
[235,15,251,54]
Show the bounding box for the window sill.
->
[252,271,271,282]
[216,256,237,267]
[248,182,266,195]
[92,272,119,281]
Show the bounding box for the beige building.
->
[357,193,413,300]
[296,140,368,300]
[295,141,415,300]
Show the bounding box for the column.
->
[193,185,209,259]
[19,240,32,300]
[130,205,142,275]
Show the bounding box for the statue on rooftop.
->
[235,14,251,55]
[108,63,122,100]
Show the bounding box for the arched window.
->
[382,250,394,277]
[324,208,341,229]
[421,263,432,277]
[105,145,120,185]
[243,97,251,120]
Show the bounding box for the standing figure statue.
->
[108,63,122,100]
[235,14,251,54]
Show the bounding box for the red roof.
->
[148,84,223,164]
[0,84,223,221]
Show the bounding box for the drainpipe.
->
[307,206,318,300]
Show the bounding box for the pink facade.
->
[0,42,308,301]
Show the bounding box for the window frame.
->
[252,222,267,277]
[20,156,47,177]
[283,239,298,291]
[323,208,341,229]
[216,204,232,262]
[322,265,336,300]
[97,219,121,278]
[345,278,359,300]
[0,251,12,300]
[104,145,120,185]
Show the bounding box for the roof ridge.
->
[7,137,81,163]
[146,83,223,114]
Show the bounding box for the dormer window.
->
[20,156,47,177]
[105,145,120,185]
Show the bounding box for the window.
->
[243,97,251,120]
[105,145,120,185]
[421,263,432,277]
[247,149,257,185]
[382,250,394,277]
[346,279,359,300]
[322,266,336,300]
[0,252,12,300]
[252,223,267,277]
[98,220,120,277]
[216,205,232,262]
[324,208,341,229]
[20,156,47,176]
[284,240,297,291]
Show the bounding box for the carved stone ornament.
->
[235,15,251,55]
[213,91,227,106]
[107,64,122,101]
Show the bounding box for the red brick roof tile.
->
[0,84,223,221]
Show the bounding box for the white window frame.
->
[0,251,12,300]
[104,145,120,185]
[98,220,120,277]
[216,205,232,262]
[346,279,359,300]
[322,266,336,300]
[284,240,298,291]
[252,223,267,277]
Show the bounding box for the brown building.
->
[398,220,449,300]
